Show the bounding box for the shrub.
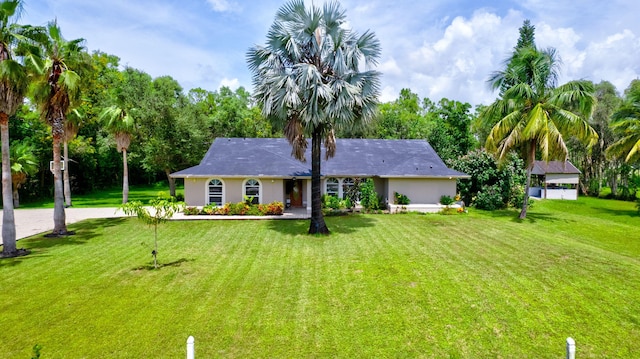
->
[202,204,217,215]
[448,149,526,210]
[508,184,525,209]
[474,184,505,210]
[264,201,284,215]
[183,207,200,215]
[229,202,250,215]
[360,178,378,211]
[394,191,410,205]
[215,204,231,215]
[439,195,454,206]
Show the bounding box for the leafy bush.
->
[229,202,250,215]
[322,194,344,210]
[448,149,526,210]
[508,184,526,209]
[394,191,410,205]
[474,184,505,210]
[183,207,200,215]
[202,204,217,215]
[360,179,387,211]
[263,201,284,215]
[439,195,454,206]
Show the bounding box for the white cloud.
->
[20,0,640,106]
[207,0,241,12]
[219,78,240,90]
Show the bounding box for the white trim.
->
[325,177,339,197]
[243,178,262,204]
[206,178,225,206]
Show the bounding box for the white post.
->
[566,337,575,359]
[187,336,195,359]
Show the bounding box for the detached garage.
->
[528,160,580,200]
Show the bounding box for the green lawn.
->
[18,182,184,208]
[1,198,639,358]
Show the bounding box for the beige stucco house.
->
[170,138,469,210]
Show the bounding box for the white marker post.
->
[566,337,575,359]
[187,336,195,359]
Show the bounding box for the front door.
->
[290,180,303,207]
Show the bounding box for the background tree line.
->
[9,20,639,209]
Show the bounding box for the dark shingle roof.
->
[171,138,468,179]
[531,160,581,175]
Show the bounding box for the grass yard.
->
[0,198,639,358]
[18,182,184,208]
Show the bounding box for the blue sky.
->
[20,0,640,106]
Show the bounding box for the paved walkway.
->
[1,207,311,240]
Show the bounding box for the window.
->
[244,179,260,204]
[326,177,339,197]
[342,178,355,199]
[208,179,224,206]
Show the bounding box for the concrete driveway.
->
[0,207,128,240]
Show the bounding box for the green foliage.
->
[607,79,640,163]
[322,195,353,215]
[439,195,454,206]
[425,98,477,163]
[183,206,200,215]
[184,201,285,216]
[474,184,505,211]
[449,149,526,209]
[119,197,185,268]
[359,178,386,211]
[31,344,42,359]
[394,191,410,205]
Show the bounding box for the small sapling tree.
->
[120,197,184,269]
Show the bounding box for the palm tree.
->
[482,46,598,219]
[9,141,37,207]
[31,20,87,236]
[607,80,640,163]
[62,108,82,207]
[0,0,42,256]
[100,105,135,204]
[247,0,381,234]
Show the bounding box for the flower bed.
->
[184,201,284,216]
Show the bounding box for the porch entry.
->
[286,179,303,207]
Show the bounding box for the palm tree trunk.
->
[52,123,67,235]
[12,186,19,208]
[63,140,72,207]
[165,168,176,198]
[519,142,535,219]
[122,149,129,204]
[308,128,329,234]
[1,113,17,256]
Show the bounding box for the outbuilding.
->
[528,160,581,200]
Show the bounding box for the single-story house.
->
[528,160,581,200]
[170,138,469,211]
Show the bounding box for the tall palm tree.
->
[482,46,598,219]
[100,105,135,204]
[31,20,87,236]
[62,108,81,207]
[247,0,381,234]
[607,80,640,163]
[9,141,37,207]
[0,0,42,256]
